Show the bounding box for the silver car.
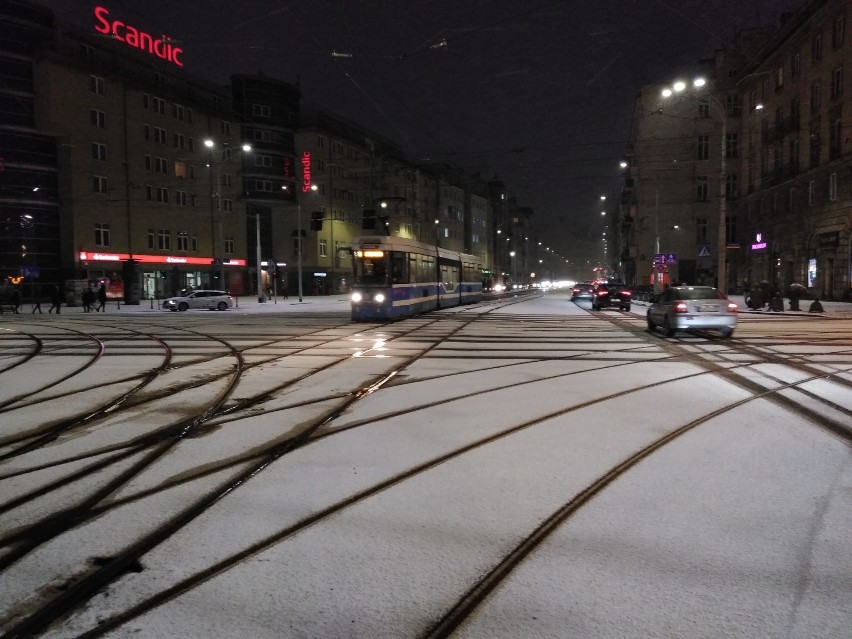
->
[646,286,737,337]
[163,289,233,312]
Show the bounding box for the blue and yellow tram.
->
[350,236,483,320]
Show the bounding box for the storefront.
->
[78,251,246,302]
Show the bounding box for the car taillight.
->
[622,291,632,296]
[674,302,688,313]
[727,302,738,312]
[597,291,607,296]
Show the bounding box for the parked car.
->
[646,286,737,337]
[162,289,233,312]
[571,282,594,301]
[591,282,632,311]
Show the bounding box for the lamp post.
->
[297,184,318,303]
[204,139,251,290]
[256,212,264,302]
[204,139,218,288]
[661,78,728,294]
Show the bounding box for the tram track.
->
[2,300,849,637]
[1,303,522,637]
[19,316,847,639]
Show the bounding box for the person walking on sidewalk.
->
[96,283,107,312]
[31,284,43,314]
[48,283,63,314]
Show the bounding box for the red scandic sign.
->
[301,151,311,192]
[93,6,184,67]
[79,251,246,266]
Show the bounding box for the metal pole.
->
[256,213,264,303]
[217,181,224,287]
[208,152,216,290]
[297,202,304,302]
[717,110,728,295]
[654,189,660,295]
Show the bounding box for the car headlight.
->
[351,292,363,302]
[374,293,385,303]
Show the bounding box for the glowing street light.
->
[660,75,729,293]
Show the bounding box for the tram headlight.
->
[351,292,363,302]
[374,293,385,303]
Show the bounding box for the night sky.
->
[39,0,804,265]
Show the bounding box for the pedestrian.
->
[96,283,107,312]
[82,288,95,312]
[31,284,42,313]
[48,283,62,314]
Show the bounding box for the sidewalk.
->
[632,294,852,318]
[15,294,353,315]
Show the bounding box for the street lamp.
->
[509,250,516,284]
[661,77,728,294]
[297,184,318,303]
[204,139,251,290]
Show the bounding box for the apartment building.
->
[735,0,851,300]
[621,0,851,300]
[2,1,511,300]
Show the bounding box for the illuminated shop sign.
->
[79,251,245,266]
[94,6,184,67]
[301,152,311,192]
[751,233,767,250]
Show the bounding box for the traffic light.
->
[362,209,376,229]
[310,211,324,230]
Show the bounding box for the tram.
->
[350,236,483,320]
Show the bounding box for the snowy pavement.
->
[1,293,850,638]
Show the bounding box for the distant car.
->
[163,289,233,312]
[646,286,737,337]
[591,283,632,311]
[571,282,594,301]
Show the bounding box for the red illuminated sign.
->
[79,251,245,266]
[301,152,311,192]
[94,6,184,67]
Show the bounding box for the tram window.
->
[421,255,435,282]
[355,256,388,285]
[391,252,407,284]
[409,255,417,283]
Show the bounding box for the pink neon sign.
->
[301,152,312,192]
[94,6,184,67]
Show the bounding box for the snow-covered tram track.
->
[8,317,841,638]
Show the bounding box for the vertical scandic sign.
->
[301,152,312,192]
[93,6,184,67]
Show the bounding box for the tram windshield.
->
[354,254,388,285]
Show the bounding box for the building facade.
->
[735,0,852,300]
[2,1,528,302]
[621,0,852,301]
